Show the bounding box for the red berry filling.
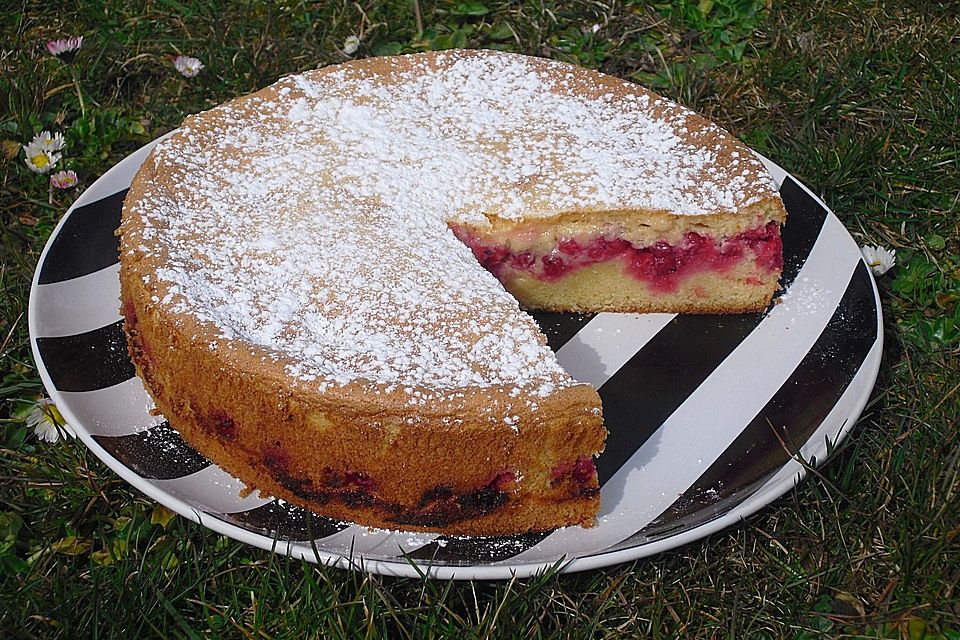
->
[263,461,520,528]
[122,297,138,328]
[572,456,597,484]
[324,468,378,492]
[452,222,782,293]
[550,456,600,499]
[741,223,785,271]
[263,442,290,475]
[206,409,237,441]
[552,456,597,486]
[269,460,384,511]
[487,470,518,492]
[389,471,517,527]
[122,297,156,369]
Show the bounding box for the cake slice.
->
[118,50,784,536]
[452,213,782,314]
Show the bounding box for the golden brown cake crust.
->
[118,49,785,535]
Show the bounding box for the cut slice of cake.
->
[451,215,783,314]
[118,49,785,536]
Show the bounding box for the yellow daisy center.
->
[31,153,49,169]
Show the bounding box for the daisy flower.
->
[23,144,60,174]
[33,130,66,153]
[861,245,896,276]
[47,38,87,113]
[23,131,65,174]
[343,35,360,56]
[50,169,78,189]
[26,398,75,443]
[46,36,83,61]
[174,55,204,78]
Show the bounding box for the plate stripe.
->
[590,174,828,485]
[555,313,676,388]
[310,527,440,558]
[37,189,126,285]
[92,421,210,480]
[31,264,122,338]
[152,465,272,514]
[611,469,779,546]
[594,312,765,484]
[709,337,883,523]
[778,176,828,288]
[618,260,877,548]
[593,176,828,485]
[532,312,597,351]
[56,377,163,437]
[404,531,553,565]
[34,320,135,392]
[214,500,349,543]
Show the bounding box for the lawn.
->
[1,0,958,637]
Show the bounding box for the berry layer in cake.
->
[118,50,785,535]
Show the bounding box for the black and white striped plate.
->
[28,136,882,579]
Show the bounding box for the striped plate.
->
[28,136,882,580]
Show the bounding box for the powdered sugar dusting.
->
[777,277,832,327]
[124,50,777,395]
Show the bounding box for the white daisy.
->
[174,55,204,78]
[860,245,896,276]
[26,398,75,443]
[343,35,360,56]
[32,130,66,153]
[23,140,60,174]
[46,36,83,59]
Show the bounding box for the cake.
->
[118,50,785,535]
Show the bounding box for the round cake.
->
[118,50,785,535]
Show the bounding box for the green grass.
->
[2,0,959,637]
